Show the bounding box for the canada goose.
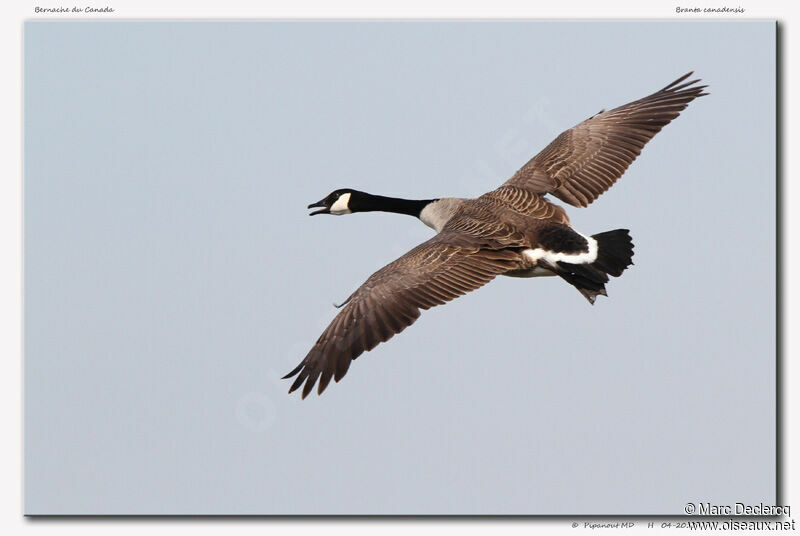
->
[284,73,707,398]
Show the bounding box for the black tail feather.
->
[557,229,634,304]
[592,229,635,277]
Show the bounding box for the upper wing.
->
[502,72,708,207]
[283,233,519,398]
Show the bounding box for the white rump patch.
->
[330,192,352,215]
[523,232,598,266]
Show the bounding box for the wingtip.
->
[667,79,706,94]
[662,71,709,94]
[286,376,312,399]
[286,381,313,399]
[281,362,304,380]
[664,71,694,89]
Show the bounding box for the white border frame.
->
[5,1,796,534]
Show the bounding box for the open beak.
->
[307,199,329,216]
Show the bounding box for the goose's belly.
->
[503,248,559,278]
[502,266,557,278]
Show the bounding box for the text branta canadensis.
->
[284,73,707,398]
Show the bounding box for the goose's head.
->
[308,189,362,216]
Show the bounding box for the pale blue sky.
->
[25,21,775,514]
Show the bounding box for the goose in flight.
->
[284,73,707,398]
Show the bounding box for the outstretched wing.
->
[283,233,519,398]
[501,72,708,207]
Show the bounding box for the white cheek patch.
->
[329,192,352,215]
[523,232,598,266]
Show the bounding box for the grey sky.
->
[24,21,775,514]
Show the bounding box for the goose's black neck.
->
[353,193,437,218]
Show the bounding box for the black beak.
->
[307,199,329,216]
